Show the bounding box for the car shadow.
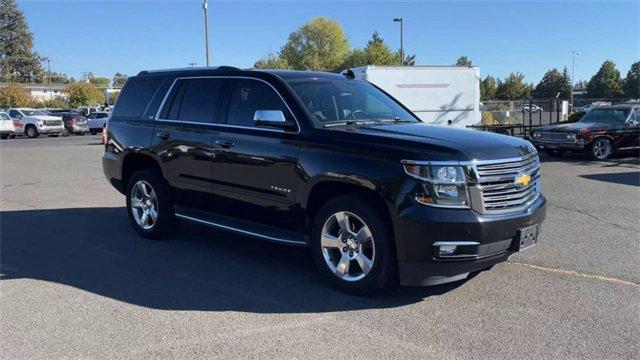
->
[539,151,640,167]
[0,207,468,313]
[580,171,640,187]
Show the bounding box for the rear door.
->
[208,77,301,230]
[151,77,227,209]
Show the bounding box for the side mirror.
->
[253,110,294,130]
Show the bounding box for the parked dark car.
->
[46,109,89,135]
[102,67,546,294]
[531,105,640,160]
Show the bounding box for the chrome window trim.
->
[154,75,301,134]
[433,241,480,246]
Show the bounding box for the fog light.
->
[439,245,457,256]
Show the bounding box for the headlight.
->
[37,120,44,125]
[566,133,576,141]
[533,132,541,138]
[402,162,470,208]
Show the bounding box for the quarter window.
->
[111,77,163,118]
[226,79,291,128]
[161,78,224,124]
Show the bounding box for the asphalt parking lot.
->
[1,135,639,359]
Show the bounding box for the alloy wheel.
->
[592,139,611,160]
[130,180,158,230]
[320,211,375,282]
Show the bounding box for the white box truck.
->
[349,66,481,128]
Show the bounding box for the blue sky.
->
[19,0,639,84]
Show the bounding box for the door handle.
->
[156,132,173,140]
[216,140,236,148]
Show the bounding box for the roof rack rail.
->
[138,65,241,75]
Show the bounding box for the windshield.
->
[580,108,630,124]
[0,113,10,120]
[21,109,46,116]
[286,78,418,126]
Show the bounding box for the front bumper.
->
[531,138,585,150]
[37,125,64,134]
[394,195,546,286]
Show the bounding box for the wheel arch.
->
[121,152,163,190]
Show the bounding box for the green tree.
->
[587,60,623,98]
[253,52,290,69]
[89,76,110,86]
[401,53,416,66]
[0,82,32,107]
[108,91,120,104]
[481,76,497,100]
[454,56,472,67]
[340,48,367,69]
[363,31,397,65]
[48,72,72,84]
[495,72,532,100]
[534,68,571,99]
[65,83,105,108]
[0,0,44,82]
[280,17,349,72]
[112,73,128,87]
[622,61,640,99]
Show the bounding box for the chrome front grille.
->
[45,120,63,126]
[470,154,541,214]
[536,132,567,142]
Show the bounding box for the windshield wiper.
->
[323,120,374,128]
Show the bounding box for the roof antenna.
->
[343,69,355,79]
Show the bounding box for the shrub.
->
[0,83,33,108]
[481,112,497,125]
[65,83,105,108]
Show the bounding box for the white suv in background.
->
[7,108,65,138]
[0,111,16,139]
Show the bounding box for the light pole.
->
[203,0,210,66]
[571,50,580,110]
[394,18,403,66]
[41,57,52,101]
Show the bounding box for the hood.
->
[328,122,536,161]
[29,115,62,121]
[535,121,611,133]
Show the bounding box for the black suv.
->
[103,67,546,294]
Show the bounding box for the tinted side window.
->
[226,79,291,127]
[9,110,20,118]
[111,77,163,118]
[175,78,223,123]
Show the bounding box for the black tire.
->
[62,128,70,136]
[125,168,177,239]
[0,134,8,139]
[545,149,565,157]
[590,137,613,160]
[311,195,398,295]
[90,129,97,135]
[25,125,39,138]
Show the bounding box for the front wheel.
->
[311,195,397,295]
[90,129,98,135]
[590,137,613,160]
[25,125,38,138]
[126,168,177,239]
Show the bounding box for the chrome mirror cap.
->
[253,110,286,123]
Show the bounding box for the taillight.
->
[70,117,76,124]
[101,123,107,145]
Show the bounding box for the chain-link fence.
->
[471,98,633,138]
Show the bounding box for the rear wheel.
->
[590,137,613,160]
[25,125,38,138]
[126,168,177,239]
[0,134,8,139]
[90,129,98,135]
[311,195,397,295]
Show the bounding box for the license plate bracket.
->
[515,225,538,251]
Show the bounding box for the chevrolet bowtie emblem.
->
[515,173,532,187]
